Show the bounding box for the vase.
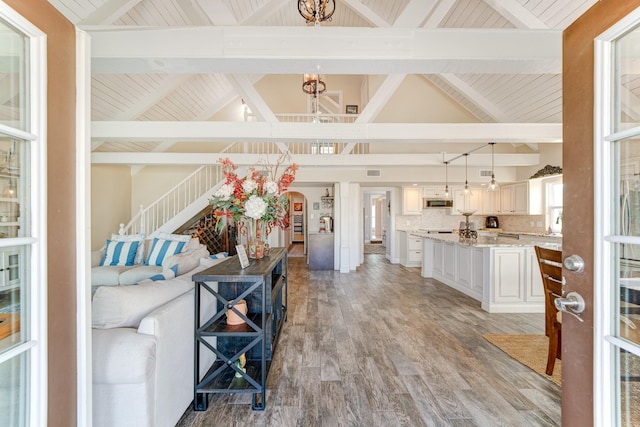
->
[244,217,266,259]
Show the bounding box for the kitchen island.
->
[413,232,561,313]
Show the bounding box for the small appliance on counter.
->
[486,216,499,229]
[319,214,333,233]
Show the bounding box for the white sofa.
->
[91,256,225,427]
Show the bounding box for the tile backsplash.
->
[396,211,547,233]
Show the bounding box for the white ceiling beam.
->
[482,0,548,29]
[87,27,562,75]
[79,0,143,25]
[241,0,290,25]
[92,152,540,167]
[355,74,406,123]
[393,0,437,28]
[91,121,562,143]
[130,141,177,175]
[195,0,237,25]
[341,0,390,27]
[438,73,507,122]
[424,0,456,27]
[112,75,193,121]
[226,74,277,122]
[175,0,211,25]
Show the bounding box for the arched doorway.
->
[286,191,307,257]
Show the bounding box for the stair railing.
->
[119,164,224,237]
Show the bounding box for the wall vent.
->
[479,170,493,177]
[366,169,381,177]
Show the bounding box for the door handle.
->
[564,254,585,273]
[554,291,585,322]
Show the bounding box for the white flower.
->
[264,180,278,195]
[215,183,234,201]
[243,179,258,194]
[244,195,267,219]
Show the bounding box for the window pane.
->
[619,349,640,426]
[616,137,640,236]
[0,136,28,238]
[0,352,28,426]
[0,245,29,353]
[0,18,28,131]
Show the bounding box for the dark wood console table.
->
[192,247,288,410]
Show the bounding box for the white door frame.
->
[594,6,640,425]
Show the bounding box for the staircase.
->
[119,164,231,238]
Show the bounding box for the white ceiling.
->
[45,0,599,174]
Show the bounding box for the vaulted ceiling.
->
[46,0,599,177]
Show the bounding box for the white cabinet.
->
[442,242,456,281]
[398,230,422,267]
[452,188,481,214]
[481,189,501,215]
[0,249,20,290]
[485,247,545,312]
[499,181,542,215]
[402,187,422,215]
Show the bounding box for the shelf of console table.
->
[192,247,288,411]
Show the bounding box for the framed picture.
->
[293,202,303,212]
[313,202,320,210]
[236,244,250,269]
[346,105,358,114]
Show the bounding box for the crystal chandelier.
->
[298,0,335,24]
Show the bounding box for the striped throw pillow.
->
[100,240,140,266]
[145,238,186,266]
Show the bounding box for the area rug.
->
[483,334,561,386]
[364,243,386,255]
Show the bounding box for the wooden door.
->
[564,1,640,425]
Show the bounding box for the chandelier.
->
[302,73,326,95]
[298,0,335,24]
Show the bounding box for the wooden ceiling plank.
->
[424,0,456,27]
[482,0,548,29]
[241,0,289,26]
[341,0,390,27]
[112,74,192,121]
[438,73,507,122]
[80,0,143,25]
[195,0,238,25]
[393,0,437,27]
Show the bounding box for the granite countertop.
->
[408,231,562,249]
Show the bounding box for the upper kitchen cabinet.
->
[452,188,481,214]
[482,190,501,215]
[402,186,422,215]
[500,180,543,215]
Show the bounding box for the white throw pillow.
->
[92,277,193,329]
[199,255,229,269]
[156,232,192,243]
[162,245,209,276]
[111,233,145,264]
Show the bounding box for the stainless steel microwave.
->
[423,198,453,208]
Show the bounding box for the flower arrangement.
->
[210,155,299,244]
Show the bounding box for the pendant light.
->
[444,161,450,198]
[463,153,470,195]
[487,142,499,191]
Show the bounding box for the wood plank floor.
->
[178,254,560,426]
